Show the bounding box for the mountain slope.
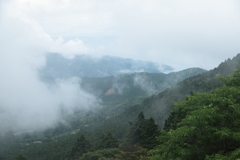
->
[2,54,240,160]
[80,67,206,103]
[94,54,240,137]
[63,67,206,134]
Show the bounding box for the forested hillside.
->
[94,54,240,133]
[1,54,240,160]
[79,67,205,114]
[150,66,240,159]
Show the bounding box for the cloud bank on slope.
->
[0,3,99,133]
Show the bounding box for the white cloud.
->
[134,74,156,94]
[0,4,99,132]
[50,37,89,59]
[1,0,240,132]
[4,0,240,70]
[110,0,240,70]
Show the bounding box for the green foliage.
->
[127,111,145,144]
[219,66,240,87]
[79,148,119,160]
[127,112,159,149]
[150,67,240,160]
[205,148,240,160]
[95,132,119,150]
[140,117,159,149]
[70,135,91,159]
[12,154,29,160]
[116,145,149,160]
[78,152,102,160]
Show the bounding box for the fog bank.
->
[0,5,99,133]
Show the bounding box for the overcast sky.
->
[1,0,240,70]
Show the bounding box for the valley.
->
[1,54,240,160]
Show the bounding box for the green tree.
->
[95,132,119,150]
[127,111,159,149]
[116,145,149,160]
[150,67,240,160]
[140,117,159,149]
[79,148,119,160]
[127,111,145,145]
[13,154,29,160]
[70,135,91,159]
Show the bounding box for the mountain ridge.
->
[2,54,240,160]
[86,54,240,140]
[39,53,174,81]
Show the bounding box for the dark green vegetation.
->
[151,67,240,159]
[39,53,173,80]
[1,54,240,159]
[127,111,159,149]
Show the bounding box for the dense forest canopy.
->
[151,67,240,159]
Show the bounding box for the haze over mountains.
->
[39,53,174,81]
[80,68,206,103]
[38,53,206,116]
[1,1,240,159]
[1,50,206,131]
[1,53,240,159]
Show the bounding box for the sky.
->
[1,0,240,70]
[0,0,240,132]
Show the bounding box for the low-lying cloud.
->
[0,5,99,133]
[111,75,129,94]
[134,74,157,94]
[4,0,240,71]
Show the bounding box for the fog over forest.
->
[0,12,100,133]
[2,1,240,160]
[1,0,240,133]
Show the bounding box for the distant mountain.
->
[39,53,174,81]
[80,68,206,106]
[38,52,207,131]
[104,54,240,130]
[1,54,239,160]
[57,54,239,149]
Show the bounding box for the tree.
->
[127,111,145,145]
[70,135,91,159]
[13,154,29,160]
[95,132,119,150]
[140,117,159,149]
[127,111,159,149]
[150,67,240,160]
[116,145,149,160]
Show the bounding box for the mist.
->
[112,75,129,95]
[134,74,157,94]
[0,5,100,133]
[1,0,239,133]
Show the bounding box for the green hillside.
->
[1,54,240,160]
[79,67,206,115]
[150,65,240,159]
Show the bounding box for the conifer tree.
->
[140,117,159,149]
[70,135,91,159]
[95,131,119,149]
[13,154,29,160]
[127,111,159,149]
